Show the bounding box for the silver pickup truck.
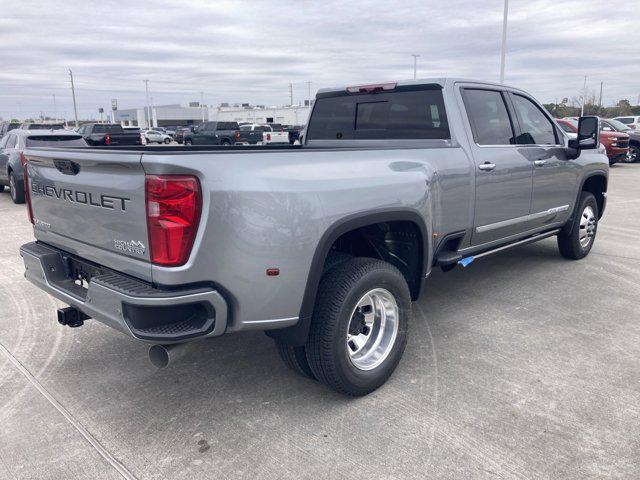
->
[19,78,608,396]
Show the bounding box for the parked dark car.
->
[78,123,142,146]
[184,121,240,145]
[557,118,628,165]
[20,123,65,130]
[284,125,304,144]
[0,122,21,137]
[601,119,640,163]
[174,127,192,144]
[0,129,86,203]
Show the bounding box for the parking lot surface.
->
[1,164,639,479]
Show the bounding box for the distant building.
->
[210,104,312,126]
[115,104,207,128]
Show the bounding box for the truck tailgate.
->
[24,149,152,281]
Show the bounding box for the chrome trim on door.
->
[476,205,570,233]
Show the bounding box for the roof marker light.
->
[346,82,397,94]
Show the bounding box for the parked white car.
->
[613,116,640,131]
[261,125,289,145]
[143,129,172,144]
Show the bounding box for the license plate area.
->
[64,255,104,291]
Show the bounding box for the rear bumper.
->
[20,242,228,343]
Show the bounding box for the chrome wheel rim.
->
[579,205,596,248]
[629,147,638,163]
[346,288,399,371]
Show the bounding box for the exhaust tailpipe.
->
[148,343,189,369]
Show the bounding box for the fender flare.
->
[565,170,608,235]
[267,208,430,346]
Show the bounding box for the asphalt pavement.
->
[1,164,639,479]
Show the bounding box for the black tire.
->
[305,257,411,396]
[9,171,25,204]
[163,138,171,144]
[557,191,598,260]
[184,139,193,146]
[0,184,4,193]
[221,139,231,146]
[627,144,639,163]
[275,341,316,380]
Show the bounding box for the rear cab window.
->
[92,124,124,134]
[306,85,450,142]
[26,136,88,147]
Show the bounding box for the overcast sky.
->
[0,0,638,120]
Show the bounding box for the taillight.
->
[105,134,111,145]
[21,154,34,224]
[145,175,201,266]
[235,130,241,140]
[266,133,271,141]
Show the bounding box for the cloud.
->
[0,0,637,119]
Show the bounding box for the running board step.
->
[434,251,463,266]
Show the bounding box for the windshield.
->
[558,120,577,133]
[606,119,631,132]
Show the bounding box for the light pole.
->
[411,54,420,80]
[200,91,205,122]
[580,76,587,117]
[69,69,79,128]
[499,0,509,83]
[144,80,151,128]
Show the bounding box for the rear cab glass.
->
[26,136,88,147]
[93,124,124,134]
[306,85,450,142]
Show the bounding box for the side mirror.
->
[567,116,599,158]
[569,116,599,150]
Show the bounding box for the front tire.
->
[557,191,598,260]
[305,258,410,396]
[163,138,171,144]
[627,144,639,163]
[9,171,25,204]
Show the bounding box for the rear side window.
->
[511,94,558,145]
[462,89,515,145]
[616,117,633,124]
[217,122,239,130]
[26,136,88,147]
[307,88,450,140]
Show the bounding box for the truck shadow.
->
[67,237,567,408]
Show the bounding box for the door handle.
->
[478,162,496,171]
[534,159,547,167]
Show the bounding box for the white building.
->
[115,104,207,128]
[209,104,311,126]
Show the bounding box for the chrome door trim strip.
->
[476,205,569,233]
